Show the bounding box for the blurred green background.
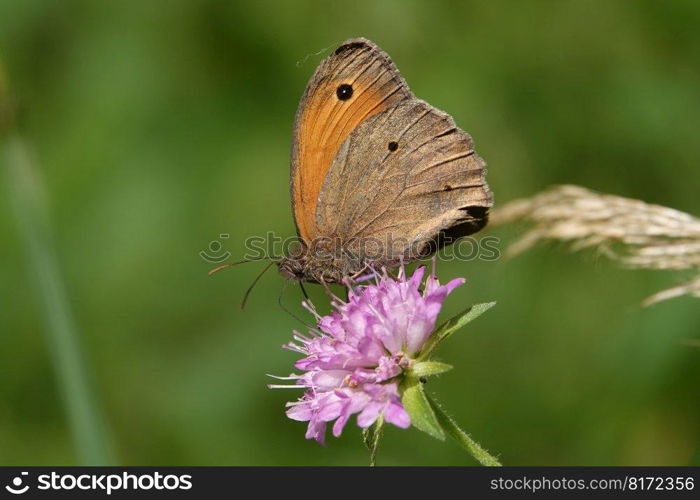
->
[1,0,699,465]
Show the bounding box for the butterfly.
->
[276,38,492,284]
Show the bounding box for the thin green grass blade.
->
[3,135,114,465]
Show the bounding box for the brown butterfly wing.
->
[316,99,492,266]
[291,38,411,242]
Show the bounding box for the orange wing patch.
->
[291,39,411,241]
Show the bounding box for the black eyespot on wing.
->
[336,83,353,100]
[388,141,399,152]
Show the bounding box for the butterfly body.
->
[279,38,492,284]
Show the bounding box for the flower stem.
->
[362,416,384,466]
[427,394,501,466]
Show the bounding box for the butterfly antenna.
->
[241,261,275,310]
[278,281,315,329]
[208,258,264,276]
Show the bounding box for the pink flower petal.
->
[277,262,463,444]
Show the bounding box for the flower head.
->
[271,264,464,444]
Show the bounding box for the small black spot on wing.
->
[336,83,353,100]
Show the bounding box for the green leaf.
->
[419,301,496,360]
[362,416,384,466]
[427,394,502,466]
[409,361,453,378]
[400,375,445,440]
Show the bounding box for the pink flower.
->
[271,265,464,444]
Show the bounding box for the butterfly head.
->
[277,254,307,282]
[277,242,350,284]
